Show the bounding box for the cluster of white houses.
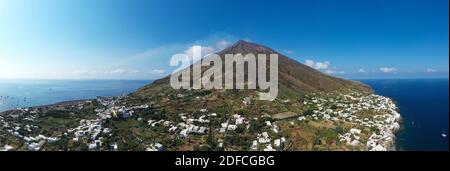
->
[147,110,211,139]
[67,97,152,150]
[145,143,164,151]
[0,96,153,151]
[1,90,401,151]
[300,92,401,151]
[251,120,286,151]
[219,114,249,133]
[145,105,289,151]
[0,144,13,151]
[0,108,61,151]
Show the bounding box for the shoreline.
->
[1,93,403,151]
[0,99,93,114]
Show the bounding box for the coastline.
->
[0,99,92,114]
[360,78,449,151]
[1,92,403,151]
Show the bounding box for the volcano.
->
[0,41,401,151]
[134,40,371,99]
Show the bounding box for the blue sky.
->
[0,0,448,79]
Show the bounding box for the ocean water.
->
[360,79,449,151]
[0,80,151,112]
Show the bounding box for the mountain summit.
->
[135,40,371,98]
[219,40,278,54]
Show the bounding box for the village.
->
[298,92,401,150]
[0,90,401,151]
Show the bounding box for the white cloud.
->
[148,69,165,75]
[184,45,216,61]
[109,69,126,74]
[129,70,140,73]
[316,61,330,70]
[0,32,244,80]
[109,44,185,69]
[358,69,366,73]
[379,67,397,73]
[107,37,236,79]
[325,70,335,74]
[325,70,345,75]
[305,60,315,68]
[217,40,231,50]
[304,59,346,75]
[72,69,97,75]
[304,59,330,70]
[72,69,142,75]
[425,68,438,72]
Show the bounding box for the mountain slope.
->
[134,40,371,98]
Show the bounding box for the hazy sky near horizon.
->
[0,0,448,80]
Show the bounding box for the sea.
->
[0,79,448,151]
[360,78,449,151]
[0,80,151,112]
